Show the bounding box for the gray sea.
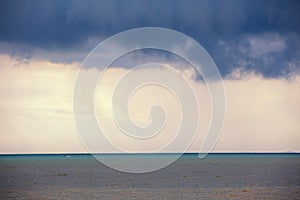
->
[0,154,299,199]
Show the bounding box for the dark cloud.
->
[1,0,299,47]
[0,0,300,77]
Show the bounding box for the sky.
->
[0,0,299,153]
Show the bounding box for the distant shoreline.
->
[0,152,299,156]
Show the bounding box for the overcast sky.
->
[0,0,299,153]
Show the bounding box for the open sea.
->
[0,153,299,199]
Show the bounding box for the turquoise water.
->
[1,153,300,199]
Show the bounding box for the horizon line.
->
[0,152,299,156]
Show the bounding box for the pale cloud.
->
[213,74,300,152]
[93,65,208,153]
[248,33,286,58]
[0,55,84,153]
[0,54,299,153]
[0,55,78,118]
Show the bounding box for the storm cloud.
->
[0,0,300,77]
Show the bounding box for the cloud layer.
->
[0,55,299,153]
[0,0,300,77]
[0,1,299,153]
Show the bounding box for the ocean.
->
[0,153,299,199]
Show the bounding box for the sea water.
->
[1,153,299,199]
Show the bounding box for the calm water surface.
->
[0,154,299,199]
